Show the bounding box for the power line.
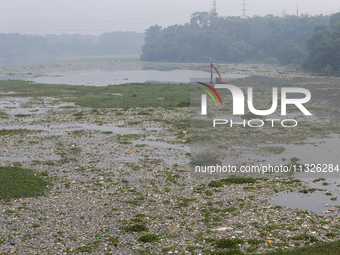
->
[213,0,217,13]
[242,0,247,18]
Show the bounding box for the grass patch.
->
[247,239,265,245]
[215,238,245,248]
[261,239,340,255]
[106,237,119,246]
[14,114,30,118]
[223,207,237,213]
[0,80,190,108]
[176,197,196,207]
[0,167,51,199]
[263,146,286,154]
[299,188,318,194]
[121,224,149,233]
[138,234,161,243]
[208,177,264,187]
[0,111,8,118]
[0,129,32,136]
[135,144,147,147]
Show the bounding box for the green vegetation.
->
[0,80,190,108]
[14,114,30,117]
[121,224,149,233]
[261,239,340,255]
[208,177,265,187]
[326,233,337,238]
[203,237,340,255]
[263,146,286,154]
[138,234,161,243]
[0,167,51,199]
[106,237,119,246]
[223,207,237,213]
[215,238,245,248]
[247,239,265,245]
[303,12,340,75]
[142,12,329,64]
[176,197,196,207]
[299,188,317,194]
[0,111,8,118]
[288,234,318,242]
[0,129,33,136]
[0,31,144,60]
[313,178,326,183]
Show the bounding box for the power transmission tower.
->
[213,0,217,13]
[242,0,247,18]
[297,4,299,17]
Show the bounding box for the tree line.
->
[303,13,340,75]
[0,31,144,64]
[1,13,339,75]
[142,12,340,74]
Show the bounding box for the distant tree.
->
[277,43,304,65]
[141,13,329,64]
[304,13,340,75]
[330,12,340,30]
[0,31,144,64]
[190,12,210,28]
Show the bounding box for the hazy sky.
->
[0,0,339,35]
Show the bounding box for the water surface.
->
[29,70,247,86]
[271,178,340,216]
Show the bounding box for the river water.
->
[28,70,247,86]
[1,70,247,86]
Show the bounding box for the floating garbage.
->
[0,70,339,254]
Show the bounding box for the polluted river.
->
[0,59,340,254]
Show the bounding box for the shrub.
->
[138,234,161,243]
[215,238,244,248]
[122,224,148,233]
